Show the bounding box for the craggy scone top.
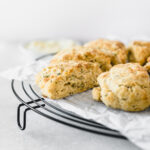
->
[50,39,128,72]
[93,63,150,111]
[50,46,112,71]
[84,39,127,65]
[128,41,150,65]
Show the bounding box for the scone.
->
[92,63,150,111]
[128,41,150,65]
[84,39,127,65]
[36,61,102,99]
[50,46,112,71]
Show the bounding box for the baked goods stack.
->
[36,39,150,112]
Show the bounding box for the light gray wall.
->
[0,0,150,41]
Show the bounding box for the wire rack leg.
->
[17,103,45,130]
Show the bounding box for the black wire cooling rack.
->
[11,53,126,140]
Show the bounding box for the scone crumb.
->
[92,87,101,101]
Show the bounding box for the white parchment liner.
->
[1,50,150,150]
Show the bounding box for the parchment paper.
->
[1,51,150,150]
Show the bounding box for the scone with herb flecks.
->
[92,63,150,111]
[128,41,150,65]
[84,39,127,65]
[36,61,102,99]
[50,46,112,71]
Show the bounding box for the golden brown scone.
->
[128,41,150,65]
[36,61,102,99]
[92,87,101,101]
[50,46,112,71]
[94,63,150,111]
[84,39,127,65]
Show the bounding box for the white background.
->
[0,0,150,41]
[0,0,149,149]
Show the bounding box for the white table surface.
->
[0,41,141,150]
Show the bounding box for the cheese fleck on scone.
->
[93,63,150,111]
[128,41,150,65]
[50,46,112,71]
[84,39,127,65]
[36,61,102,99]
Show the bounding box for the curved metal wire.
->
[29,85,107,125]
[22,81,113,130]
[12,79,126,139]
[35,53,53,61]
